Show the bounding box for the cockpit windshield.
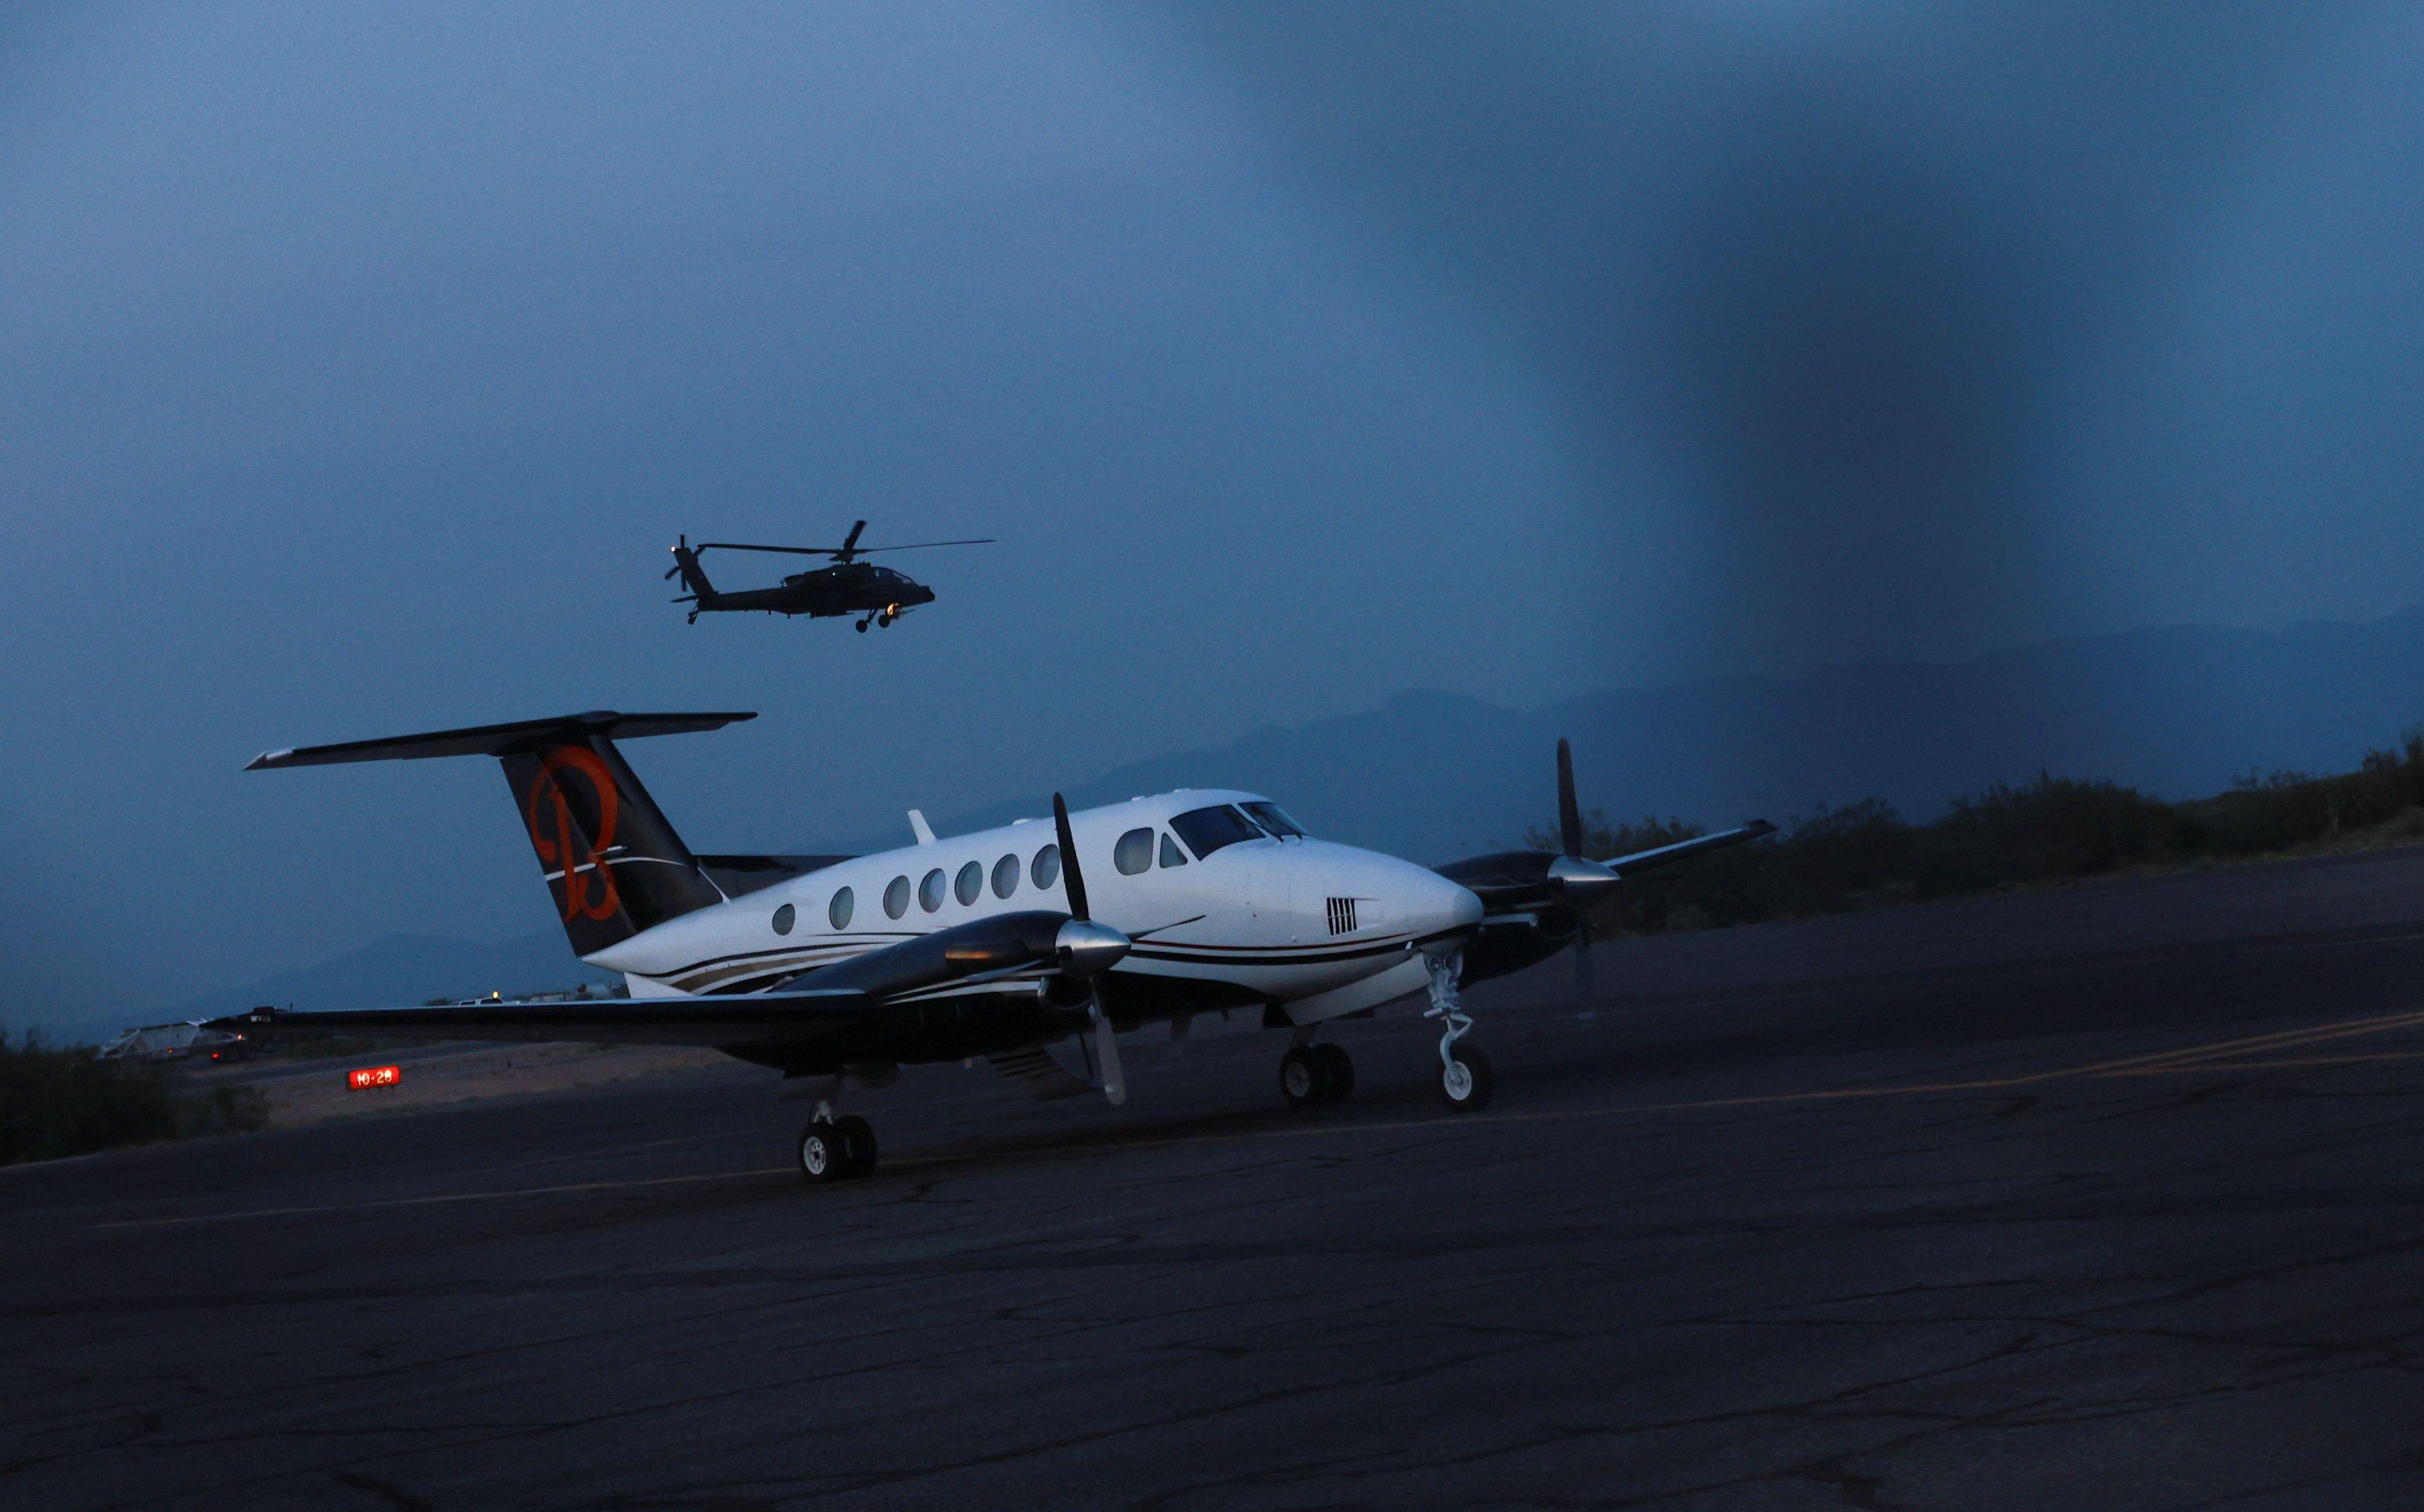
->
[1170,804,1263,859]
[1240,801,1306,838]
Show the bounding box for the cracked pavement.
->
[8,849,2424,1509]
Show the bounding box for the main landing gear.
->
[1278,1040,1356,1107]
[797,1099,879,1183]
[1425,947,1493,1111]
[854,607,900,633]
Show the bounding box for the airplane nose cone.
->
[1413,869,1485,938]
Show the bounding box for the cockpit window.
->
[1241,802,1306,838]
[1158,833,1188,868]
[1171,804,1262,859]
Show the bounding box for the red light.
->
[347,1065,403,1090]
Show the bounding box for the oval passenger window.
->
[772,902,795,935]
[1114,827,1154,876]
[1032,845,1061,890]
[955,860,983,906]
[991,853,1020,899]
[919,868,947,912]
[884,875,911,919]
[828,887,853,930]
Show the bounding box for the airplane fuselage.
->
[587,789,1484,1033]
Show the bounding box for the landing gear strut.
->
[1425,948,1493,1111]
[797,1099,879,1183]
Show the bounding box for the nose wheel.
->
[1425,948,1493,1111]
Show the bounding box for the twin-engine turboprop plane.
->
[218,712,1773,1183]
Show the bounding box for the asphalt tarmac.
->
[10,849,2424,1509]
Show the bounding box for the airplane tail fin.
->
[248,711,751,957]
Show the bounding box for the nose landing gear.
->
[1425,948,1493,1111]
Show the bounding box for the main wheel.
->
[834,1114,878,1178]
[1278,1045,1333,1108]
[1315,1043,1354,1101]
[855,619,870,634]
[798,1118,850,1183]
[1438,1043,1495,1111]
[877,612,894,628]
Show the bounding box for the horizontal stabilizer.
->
[246,710,754,770]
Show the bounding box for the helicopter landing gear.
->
[855,617,872,633]
[876,610,895,629]
[1424,948,1493,1111]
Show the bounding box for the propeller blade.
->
[1052,792,1089,921]
[663,564,680,580]
[1090,999,1127,1105]
[1557,737,1584,859]
[840,519,868,555]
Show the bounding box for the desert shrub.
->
[1916,775,2181,895]
[1551,725,2424,939]
[0,1027,270,1166]
[0,1028,176,1165]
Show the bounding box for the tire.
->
[1438,1043,1495,1112]
[1278,1045,1332,1108]
[855,620,869,634]
[798,1119,849,1183]
[835,1114,878,1178]
[1315,1043,1354,1101]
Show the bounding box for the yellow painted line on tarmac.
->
[88,1008,2424,1231]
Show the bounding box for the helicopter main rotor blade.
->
[852,538,997,554]
[694,542,846,557]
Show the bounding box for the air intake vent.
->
[1326,897,1359,936]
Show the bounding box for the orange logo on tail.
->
[525,745,622,921]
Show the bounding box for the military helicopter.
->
[663,521,993,630]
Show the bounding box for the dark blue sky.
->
[7,4,2424,1036]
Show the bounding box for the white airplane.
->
[219,712,1771,1182]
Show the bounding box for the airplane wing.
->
[208,989,874,1048]
[1600,820,1778,877]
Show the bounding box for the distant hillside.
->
[860,604,2424,864]
[174,604,2424,1021]
[163,930,610,1024]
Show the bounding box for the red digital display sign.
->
[347,1064,402,1090]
